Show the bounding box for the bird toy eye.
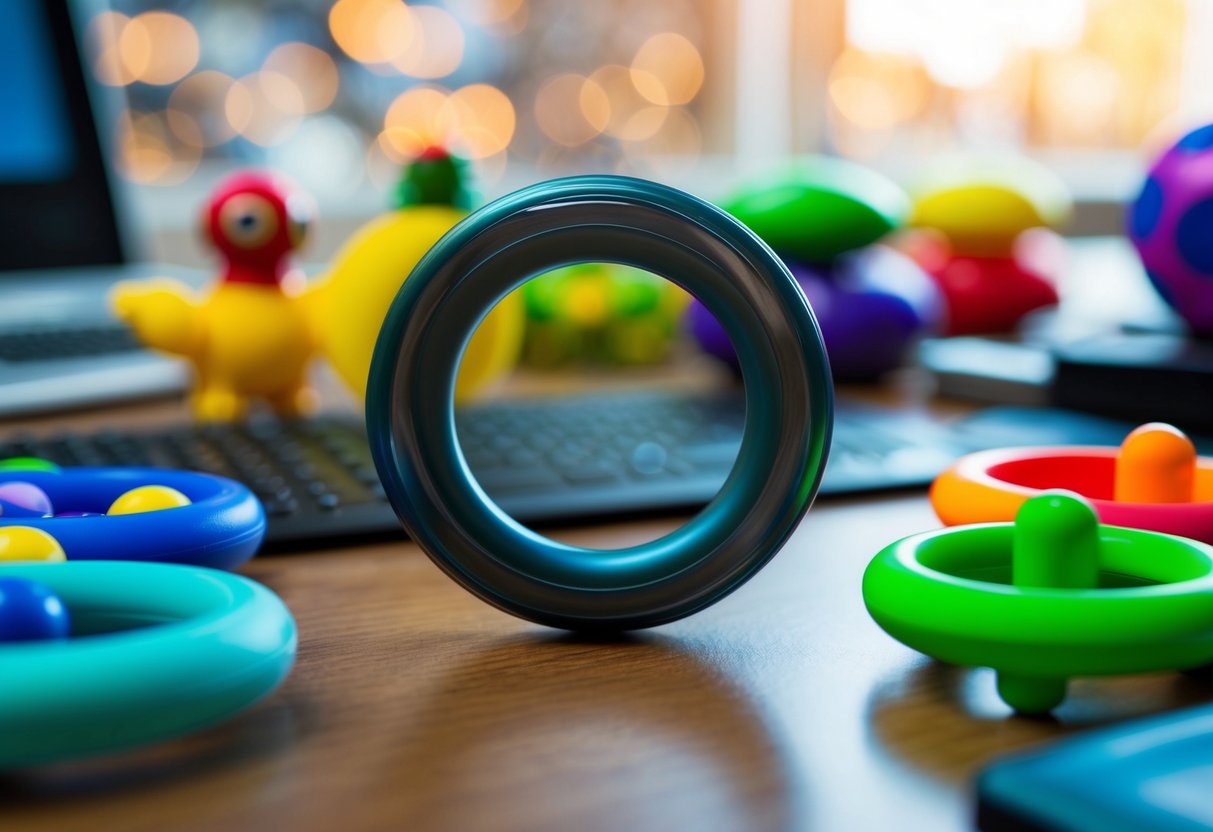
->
[219,194,279,249]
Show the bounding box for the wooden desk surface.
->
[3,382,1209,832]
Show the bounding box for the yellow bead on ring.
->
[108,485,192,516]
[0,526,66,562]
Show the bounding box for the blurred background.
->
[87,0,1202,257]
[4,0,1212,554]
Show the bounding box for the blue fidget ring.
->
[0,561,296,767]
[0,468,265,570]
[367,176,833,630]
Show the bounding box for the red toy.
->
[900,159,1070,336]
[202,172,311,291]
[903,228,1061,335]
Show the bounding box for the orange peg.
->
[1114,423,1196,504]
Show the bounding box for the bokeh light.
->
[1035,50,1121,145]
[262,43,340,114]
[588,64,669,142]
[167,70,237,147]
[847,0,1086,89]
[117,110,200,185]
[635,107,702,157]
[834,0,1186,154]
[579,78,612,135]
[445,84,516,158]
[449,0,527,26]
[380,86,451,160]
[89,2,726,187]
[534,74,606,147]
[390,5,465,78]
[329,0,414,65]
[630,33,704,106]
[828,50,930,130]
[88,11,135,86]
[225,72,304,146]
[88,10,199,86]
[125,12,199,85]
[381,84,515,160]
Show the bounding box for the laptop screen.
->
[0,1,76,182]
[0,0,126,273]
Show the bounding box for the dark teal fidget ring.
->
[366,175,834,630]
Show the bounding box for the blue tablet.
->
[978,702,1213,831]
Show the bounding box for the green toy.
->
[0,458,60,473]
[722,156,910,263]
[520,264,688,367]
[863,491,1213,714]
[392,146,478,211]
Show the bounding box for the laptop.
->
[0,0,197,417]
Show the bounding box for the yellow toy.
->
[108,485,193,516]
[907,155,1072,257]
[0,526,66,562]
[307,148,524,402]
[112,170,318,421]
[112,153,525,421]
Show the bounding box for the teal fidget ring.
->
[367,176,834,630]
[0,561,297,767]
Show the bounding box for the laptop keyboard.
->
[0,389,974,550]
[0,325,142,362]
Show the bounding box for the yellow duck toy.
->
[112,170,317,421]
[112,152,525,420]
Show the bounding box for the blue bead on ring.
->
[367,176,833,630]
[0,561,296,767]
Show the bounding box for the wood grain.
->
[2,389,1211,831]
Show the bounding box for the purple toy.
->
[1128,124,1213,335]
[0,482,53,519]
[689,246,941,380]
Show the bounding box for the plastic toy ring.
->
[0,467,265,570]
[367,175,833,630]
[931,423,1213,544]
[864,491,1213,713]
[0,561,297,767]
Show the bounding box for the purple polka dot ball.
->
[1128,124,1213,335]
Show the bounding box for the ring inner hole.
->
[453,264,745,549]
